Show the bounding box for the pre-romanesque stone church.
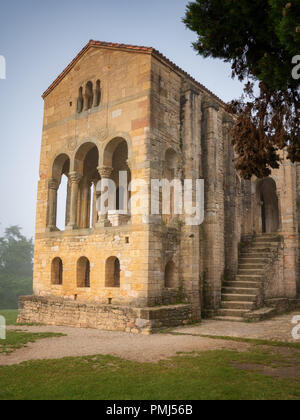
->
[18,41,300,333]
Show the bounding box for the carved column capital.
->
[202,99,220,112]
[48,178,59,191]
[97,166,113,179]
[68,172,82,184]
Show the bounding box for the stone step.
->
[235,274,263,281]
[239,257,269,264]
[238,269,265,275]
[252,242,278,248]
[222,286,259,295]
[239,263,266,270]
[221,301,255,310]
[222,293,257,302]
[224,280,262,288]
[254,236,280,243]
[217,308,250,318]
[214,316,245,322]
[243,251,273,257]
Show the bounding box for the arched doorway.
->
[257,178,280,233]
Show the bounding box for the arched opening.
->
[257,178,280,233]
[48,154,70,231]
[102,138,131,219]
[74,143,100,229]
[164,260,177,289]
[105,256,121,287]
[94,80,101,107]
[77,257,90,288]
[77,86,83,113]
[84,81,93,111]
[51,258,63,285]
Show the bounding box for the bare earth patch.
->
[0,325,250,365]
[173,312,300,343]
[0,311,299,366]
[232,362,300,380]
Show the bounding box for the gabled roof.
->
[42,40,226,107]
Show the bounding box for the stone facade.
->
[18,41,300,330]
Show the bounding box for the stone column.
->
[180,84,202,321]
[66,172,82,230]
[202,99,224,317]
[92,179,99,227]
[47,178,59,231]
[223,117,238,277]
[96,166,113,227]
[65,180,71,226]
[80,177,92,228]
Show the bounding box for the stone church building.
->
[18,41,300,333]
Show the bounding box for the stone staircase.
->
[216,234,281,322]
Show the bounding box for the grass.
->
[0,309,299,400]
[0,330,65,355]
[0,310,18,326]
[169,332,300,350]
[0,310,64,355]
[0,309,41,327]
[0,347,299,400]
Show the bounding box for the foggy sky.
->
[0,0,244,239]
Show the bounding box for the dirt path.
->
[1,311,299,366]
[174,312,300,343]
[0,325,250,365]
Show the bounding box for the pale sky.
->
[0,0,245,239]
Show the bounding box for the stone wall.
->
[18,295,193,334]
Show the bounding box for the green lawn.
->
[0,347,299,400]
[0,309,299,400]
[0,310,18,326]
[0,310,64,355]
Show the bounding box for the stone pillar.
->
[80,177,92,229]
[223,116,238,277]
[202,99,224,317]
[47,178,59,231]
[92,179,99,227]
[66,172,82,230]
[96,166,113,227]
[280,157,299,297]
[65,180,71,226]
[180,84,202,321]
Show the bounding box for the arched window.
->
[105,257,121,287]
[77,257,90,288]
[164,260,177,289]
[77,86,83,113]
[84,81,93,111]
[94,80,101,107]
[51,258,63,285]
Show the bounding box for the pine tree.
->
[184,0,300,178]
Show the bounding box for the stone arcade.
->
[18,41,300,333]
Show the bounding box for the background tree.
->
[0,226,33,309]
[184,0,300,178]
